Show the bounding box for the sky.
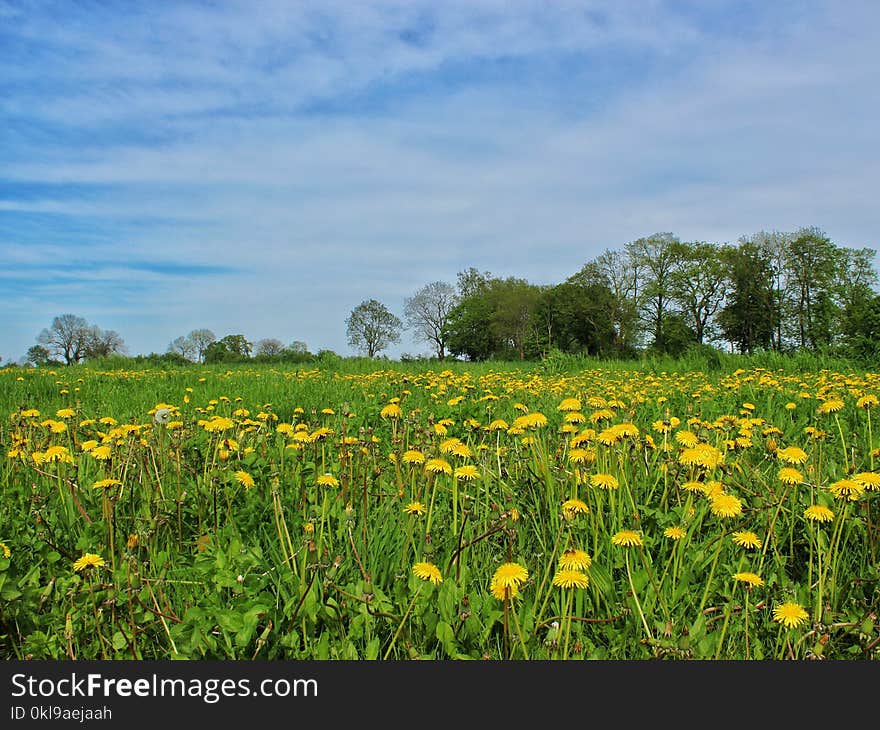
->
[2,0,879,363]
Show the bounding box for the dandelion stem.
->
[625,551,652,643]
[508,600,530,660]
[561,589,575,661]
[697,534,725,617]
[383,585,423,660]
[834,414,849,472]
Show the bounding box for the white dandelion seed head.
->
[154,408,171,425]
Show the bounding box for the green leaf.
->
[435,621,456,657]
[365,637,380,660]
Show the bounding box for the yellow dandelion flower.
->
[679,443,724,469]
[561,498,589,520]
[700,480,725,498]
[817,398,845,414]
[589,473,619,490]
[490,562,529,601]
[514,412,548,429]
[451,442,473,459]
[317,474,339,488]
[404,501,426,516]
[558,548,592,571]
[590,408,614,423]
[557,397,582,412]
[412,562,443,585]
[664,526,686,541]
[778,467,805,485]
[773,601,810,629]
[853,472,880,491]
[0,541,10,558]
[73,553,106,572]
[203,416,234,433]
[233,470,255,489]
[611,530,643,547]
[42,445,74,464]
[710,492,743,518]
[596,428,620,446]
[402,449,425,464]
[615,422,640,438]
[571,428,596,446]
[568,448,592,464]
[425,458,453,475]
[55,408,76,419]
[804,505,834,523]
[829,478,864,501]
[856,394,879,409]
[92,478,122,490]
[674,430,700,448]
[439,438,462,454]
[380,403,402,419]
[454,465,480,480]
[310,427,333,441]
[552,569,590,589]
[733,571,764,587]
[732,531,762,549]
[487,419,509,431]
[652,417,681,434]
[776,446,808,465]
[491,581,518,601]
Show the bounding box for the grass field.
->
[2,357,878,660]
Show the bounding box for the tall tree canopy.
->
[346,299,402,358]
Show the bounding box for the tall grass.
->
[1,356,877,660]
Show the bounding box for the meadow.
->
[1,356,878,660]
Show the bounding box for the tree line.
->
[345,226,879,364]
[22,226,880,367]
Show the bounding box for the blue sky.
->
[2,0,878,362]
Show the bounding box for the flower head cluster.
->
[490,562,528,601]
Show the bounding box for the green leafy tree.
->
[668,240,727,345]
[535,265,618,356]
[718,242,775,354]
[489,277,542,360]
[25,345,54,367]
[626,232,682,353]
[204,334,252,363]
[444,288,497,361]
[784,227,840,350]
[592,248,642,353]
[346,299,402,358]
